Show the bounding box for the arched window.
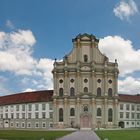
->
[83,106,88,112]
[59,88,63,97]
[84,55,88,62]
[59,108,63,122]
[108,108,113,122]
[70,87,75,96]
[70,108,75,116]
[97,108,102,116]
[108,88,113,97]
[84,87,88,93]
[97,87,101,97]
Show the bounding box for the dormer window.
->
[84,55,88,62]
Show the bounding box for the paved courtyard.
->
[57,130,101,140]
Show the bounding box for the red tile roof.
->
[118,94,140,103]
[0,90,53,106]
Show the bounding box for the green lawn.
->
[96,130,140,140]
[0,130,73,140]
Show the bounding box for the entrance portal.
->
[80,113,91,128]
[119,121,124,128]
[4,120,9,128]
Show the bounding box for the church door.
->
[80,114,91,128]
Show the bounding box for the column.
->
[104,71,108,96]
[53,99,57,127]
[64,70,68,96]
[114,72,118,95]
[64,98,68,127]
[76,98,80,128]
[53,72,57,96]
[76,70,80,95]
[92,70,96,95]
[92,98,96,128]
[104,98,108,128]
[114,99,118,127]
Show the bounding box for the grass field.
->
[0,130,73,140]
[96,130,140,140]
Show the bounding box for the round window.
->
[108,79,112,84]
[59,79,63,83]
[70,79,74,83]
[84,79,88,83]
[97,79,101,83]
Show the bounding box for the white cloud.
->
[113,0,138,20]
[119,77,140,94]
[37,58,54,90]
[99,35,140,76]
[6,20,15,29]
[23,88,35,92]
[0,30,36,75]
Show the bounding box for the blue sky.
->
[0,0,140,95]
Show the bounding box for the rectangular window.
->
[5,113,8,119]
[35,104,39,111]
[120,112,123,118]
[10,105,14,112]
[49,112,53,119]
[35,113,39,119]
[131,113,135,119]
[27,123,31,128]
[16,122,19,128]
[42,104,46,110]
[49,123,53,128]
[35,123,39,128]
[16,105,19,111]
[10,122,13,127]
[137,105,140,111]
[137,113,140,119]
[126,112,129,119]
[22,105,25,111]
[42,122,46,128]
[22,122,25,128]
[42,112,46,119]
[49,103,53,110]
[11,113,14,119]
[5,106,8,112]
[120,104,123,110]
[16,113,19,119]
[131,105,135,111]
[132,122,134,125]
[126,104,130,110]
[22,113,25,119]
[28,104,32,111]
[28,113,31,119]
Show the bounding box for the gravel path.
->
[57,130,101,140]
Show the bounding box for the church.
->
[0,34,140,130]
[52,33,119,129]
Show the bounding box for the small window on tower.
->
[84,87,88,93]
[59,79,63,84]
[97,79,101,83]
[108,79,112,84]
[70,79,74,83]
[83,106,88,112]
[84,79,88,83]
[84,55,88,62]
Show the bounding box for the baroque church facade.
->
[0,33,140,130]
[52,34,119,129]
